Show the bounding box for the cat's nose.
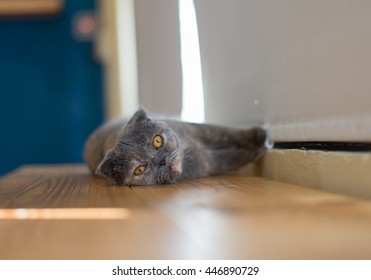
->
[160,159,166,166]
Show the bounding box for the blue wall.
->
[0,0,104,175]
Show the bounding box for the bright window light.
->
[0,208,130,220]
[179,0,205,123]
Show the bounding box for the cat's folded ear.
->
[127,108,150,125]
[95,149,124,184]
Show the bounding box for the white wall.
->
[195,0,371,142]
[134,0,182,116]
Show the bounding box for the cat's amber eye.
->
[134,165,146,176]
[153,135,163,149]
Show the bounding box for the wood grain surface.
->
[1,165,371,259]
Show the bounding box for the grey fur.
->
[84,109,266,186]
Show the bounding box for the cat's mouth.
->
[158,155,182,184]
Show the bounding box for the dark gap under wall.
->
[273,142,371,152]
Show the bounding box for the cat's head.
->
[96,109,182,185]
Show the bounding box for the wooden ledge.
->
[241,149,371,200]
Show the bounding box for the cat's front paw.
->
[237,127,267,150]
[249,127,267,148]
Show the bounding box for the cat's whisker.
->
[179,143,196,157]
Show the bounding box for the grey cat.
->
[84,108,266,186]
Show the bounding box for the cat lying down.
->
[84,109,266,186]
